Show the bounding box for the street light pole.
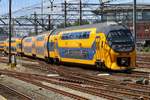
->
[79,0,82,25]
[133,0,136,44]
[133,0,137,70]
[41,0,44,31]
[64,0,67,27]
[9,0,12,64]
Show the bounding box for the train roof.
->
[54,22,128,35]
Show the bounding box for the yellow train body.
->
[1,22,136,71]
[22,36,36,56]
[0,41,5,51]
[48,23,136,71]
[35,33,48,59]
[52,28,97,65]
[4,38,17,54]
[16,38,24,54]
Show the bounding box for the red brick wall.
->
[127,22,150,40]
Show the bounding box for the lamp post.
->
[64,0,67,27]
[9,0,12,64]
[79,0,82,25]
[41,0,44,31]
[133,0,136,44]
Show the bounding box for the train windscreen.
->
[107,29,135,52]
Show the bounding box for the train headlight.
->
[117,57,130,67]
[112,45,116,49]
[121,58,127,65]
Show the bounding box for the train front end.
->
[106,29,136,71]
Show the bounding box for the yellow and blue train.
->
[1,22,136,71]
[0,41,5,51]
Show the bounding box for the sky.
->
[0,0,150,16]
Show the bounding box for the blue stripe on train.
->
[58,41,96,60]
[47,41,96,60]
[0,46,4,48]
[47,42,55,51]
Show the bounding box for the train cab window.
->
[107,29,134,52]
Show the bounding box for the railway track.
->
[0,70,89,100]
[0,56,150,99]
[0,69,122,100]
[137,54,150,69]
[14,60,150,99]
[1,69,150,100]
[0,83,33,100]
[112,71,150,79]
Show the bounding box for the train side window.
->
[62,31,90,40]
[69,34,73,39]
[72,33,76,39]
[65,34,67,40]
[62,35,64,40]
[86,32,90,38]
[62,34,65,40]
[76,32,80,39]
[37,36,45,41]
[79,33,83,39]
[82,32,87,38]
[25,38,31,42]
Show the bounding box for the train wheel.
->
[96,62,103,70]
[54,58,60,65]
[46,57,54,64]
[96,61,107,71]
[33,55,36,59]
[2,51,6,56]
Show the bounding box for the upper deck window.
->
[37,36,44,41]
[62,31,90,40]
[25,38,32,42]
[6,39,16,43]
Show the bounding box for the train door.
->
[53,35,60,64]
[32,38,36,57]
[54,36,58,58]
[96,35,101,60]
[95,35,104,69]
